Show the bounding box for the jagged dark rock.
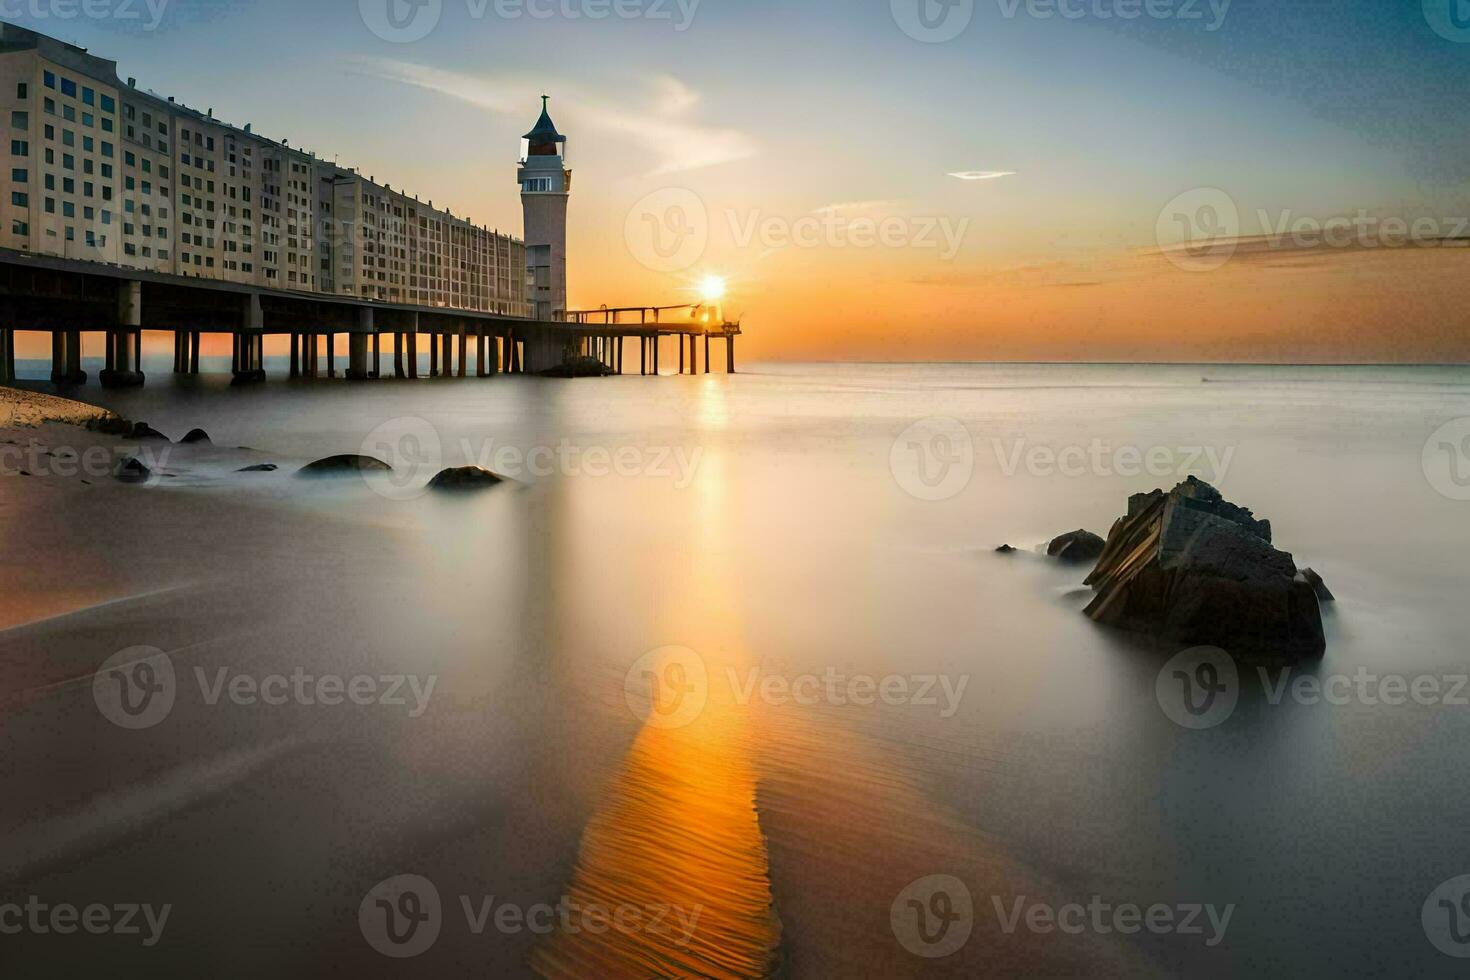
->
[179,428,212,445]
[1299,568,1334,602]
[237,463,278,473]
[115,457,151,484]
[995,544,1017,554]
[296,455,392,476]
[427,466,506,492]
[1084,477,1325,659]
[1047,529,1106,563]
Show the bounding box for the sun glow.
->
[700,276,727,302]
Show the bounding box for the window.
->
[62,129,74,147]
[12,220,27,235]
[62,105,74,122]
[100,95,115,113]
[10,140,27,157]
[60,78,76,98]
[62,202,74,217]
[10,111,27,129]
[43,124,53,139]
[82,87,94,106]
[101,118,113,133]
[101,142,113,158]
[43,71,55,89]
[11,169,25,183]
[43,98,55,115]
[11,192,27,207]
[16,83,25,99]
[44,198,55,214]
[82,112,93,128]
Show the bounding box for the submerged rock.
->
[237,463,278,473]
[995,544,1017,554]
[427,466,506,492]
[1083,477,1325,659]
[1047,529,1106,563]
[540,356,614,379]
[129,422,170,441]
[296,455,392,476]
[179,428,212,445]
[115,457,152,484]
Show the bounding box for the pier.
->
[0,250,741,388]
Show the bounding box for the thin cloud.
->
[948,170,1017,181]
[347,57,756,176]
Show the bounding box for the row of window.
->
[42,71,116,114]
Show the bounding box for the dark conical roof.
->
[523,96,566,143]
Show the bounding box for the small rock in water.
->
[237,464,279,473]
[1298,567,1335,602]
[1083,477,1325,659]
[115,457,152,484]
[427,466,506,492]
[995,544,1017,554]
[129,422,170,441]
[1047,529,1106,563]
[179,428,212,445]
[296,455,392,476]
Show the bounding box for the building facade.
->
[0,24,530,317]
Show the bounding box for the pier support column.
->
[457,328,467,378]
[190,331,201,375]
[347,308,373,381]
[487,334,499,377]
[327,333,337,379]
[476,330,486,378]
[394,331,405,379]
[704,334,711,374]
[654,336,661,376]
[727,335,736,374]
[408,318,420,378]
[430,331,440,377]
[0,324,13,385]
[172,330,185,373]
[232,293,266,385]
[102,281,144,388]
[373,330,382,379]
[290,332,300,379]
[679,335,685,374]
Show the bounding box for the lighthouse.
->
[519,96,571,322]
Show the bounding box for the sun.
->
[699,275,727,302]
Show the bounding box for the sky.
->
[8,0,1470,362]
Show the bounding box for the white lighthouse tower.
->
[519,96,570,322]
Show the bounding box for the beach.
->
[2,364,1469,976]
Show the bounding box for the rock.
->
[296,455,392,476]
[539,356,614,379]
[237,463,279,473]
[427,466,506,492]
[1084,477,1325,659]
[179,428,212,445]
[1047,529,1106,563]
[1298,567,1334,602]
[129,422,169,441]
[115,457,152,484]
[995,544,1017,554]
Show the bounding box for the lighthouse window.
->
[523,178,552,193]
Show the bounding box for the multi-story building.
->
[0,23,529,316]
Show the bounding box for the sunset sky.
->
[11,0,1470,362]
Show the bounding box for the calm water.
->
[3,361,1470,977]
